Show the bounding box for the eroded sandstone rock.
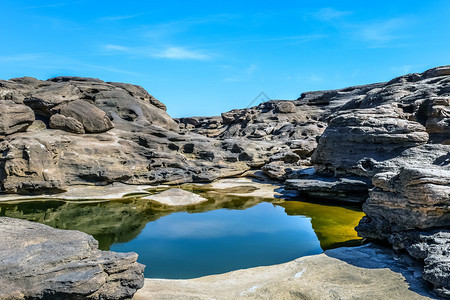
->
[285,176,371,203]
[50,113,85,134]
[0,100,35,138]
[52,99,114,133]
[0,217,144,300]
[142,188,209,206]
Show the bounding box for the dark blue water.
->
[110,202,322,278]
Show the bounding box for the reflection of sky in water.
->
[111,202,322,279]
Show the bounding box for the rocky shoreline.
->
[133,244,435,300]
[0,66,449,298]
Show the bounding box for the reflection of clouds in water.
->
[141,203,312,239]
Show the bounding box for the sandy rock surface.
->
[134,244,435,300]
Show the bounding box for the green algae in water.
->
[278,200,365,250]
[0,194,365,279]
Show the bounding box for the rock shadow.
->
[325,244,437,299]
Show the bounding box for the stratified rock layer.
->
[0,217,145,300]
[0,100,35,137]
[357,167,450,298]
[133,244,434,300]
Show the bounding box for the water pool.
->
[0,192,364,278]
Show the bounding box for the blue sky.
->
[1,1,449,117]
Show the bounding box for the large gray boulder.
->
[49,113,85,134]
[52,99,114,133]
[0,217,144,299]
[285,176,371,203]
[312,105,429,177]
[357,167,450,235]
[0,100,35,138]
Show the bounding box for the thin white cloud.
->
[224,64,258,82]
[104,44,131,51]
[99,13,147,22]
[24,1,83,9]
[389,64,427,75]
[315,7,353,21]
[103,44,211,60]
[153,47,210,60]
[309,74,324,82]
[246,64,257,75]
[295,73,324,83]
[0,53,48,62]
[358,18,407,43]
[0,52,143,77]
[198,34,326,48]
[81,64,143,76]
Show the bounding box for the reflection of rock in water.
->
[0,192,270,250]
[278,200,365,250]
[0,200,153,250]
[0,191,364,252]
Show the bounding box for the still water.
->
[0,193,364,279]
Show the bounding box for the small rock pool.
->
[0,184,365,279]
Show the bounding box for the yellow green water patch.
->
[278,200,365,250]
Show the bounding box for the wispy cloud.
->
[81,64,144,76]
[103,44,211,60]
[235,34,326,44]
[315,7,353,21]
[357,18,407,44]
[99,13,147,22]
[104,44,131,51]
[295,73,324,83]
[224,64,258,82]
[389,64,427,75]
[0,53,48,62]
[143,14,239,40]
[311,7,412,48]
[153,47,210,60]
[0,52,143,77]
[24,1,83,9]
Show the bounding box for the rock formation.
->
[141,188,209,206]
[0,66,449,298]
[0,217,144,299]
[0,77,260,194]
[178,66,450,297]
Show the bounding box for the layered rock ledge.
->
[133,244,434,300]
[0,217,145,300]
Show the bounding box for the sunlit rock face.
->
[311,67,450,178]
[0,76,259,194]
[0,100,35,137]
[357,167,450,298]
